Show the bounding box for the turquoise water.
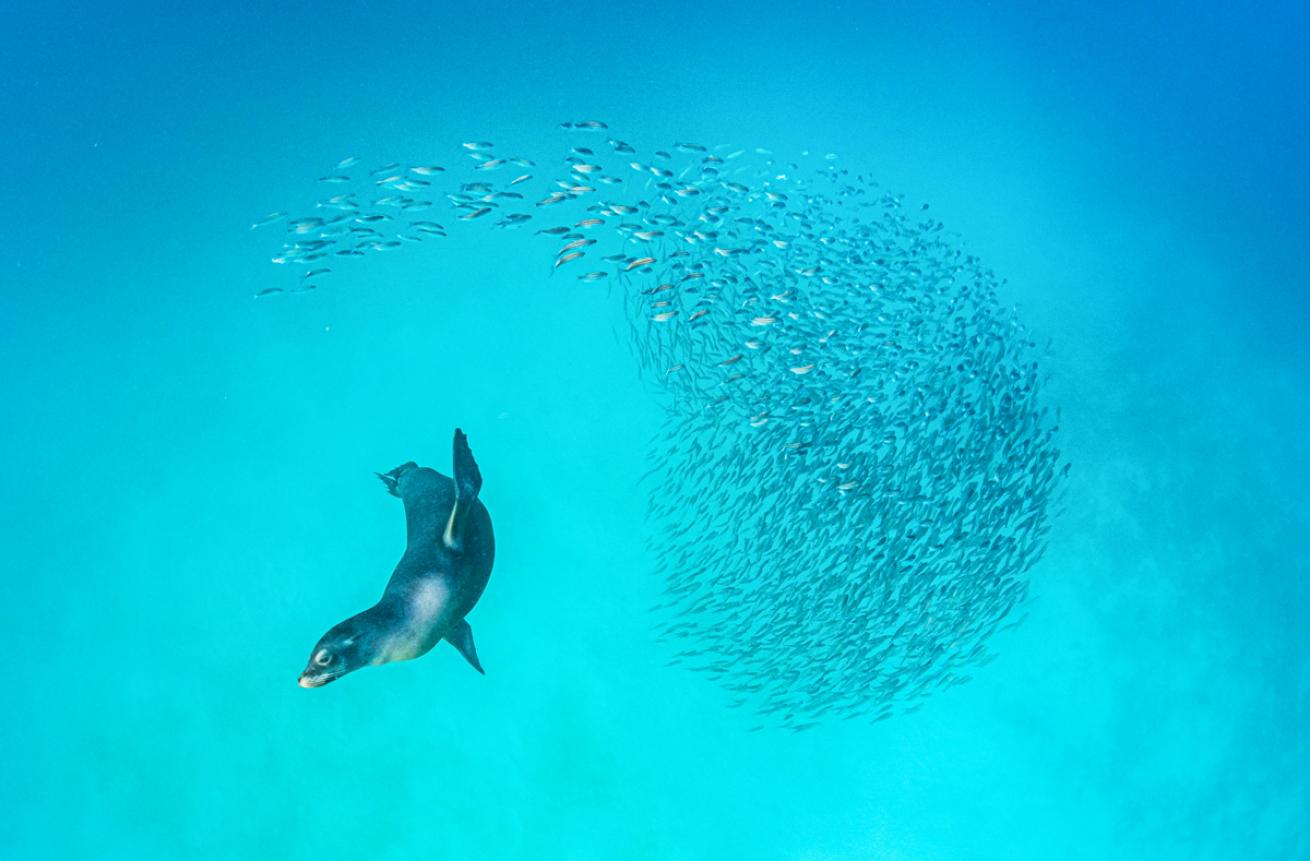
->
[3,2,1307,858]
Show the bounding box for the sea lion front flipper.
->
[442,428,482,552]
[445,618,485,674]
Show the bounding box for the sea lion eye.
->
[314,649,333,667]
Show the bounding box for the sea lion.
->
[298,428,493,688]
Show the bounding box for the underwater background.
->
[2,1,1307,858]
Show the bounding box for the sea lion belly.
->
[377,577,453,664]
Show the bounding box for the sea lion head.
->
[298,616,373,688]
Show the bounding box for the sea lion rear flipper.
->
[376,462,417,498]
[443,428,482,552]
[446,618,485,674]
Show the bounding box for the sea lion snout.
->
[298,669,338,688]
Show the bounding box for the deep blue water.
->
[2,2,1307,858]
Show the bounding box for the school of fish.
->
[254,122,1065,729]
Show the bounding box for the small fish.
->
[460,207,492,220]
[318,175,351,183]
[303,268,331,279]
[336,156,361,169]
[577,271,608,282]
[559,238,595,253]
[790,364,816,374]
[652,311,677,322]
[250,211,287,229]
[254,287,284,298]
[410,165,445,176]
[510,174,532,185]
[555,251,585,268]
[626,256,655,271]
[462,141,494,150]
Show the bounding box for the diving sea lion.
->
[298,428,493,688]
